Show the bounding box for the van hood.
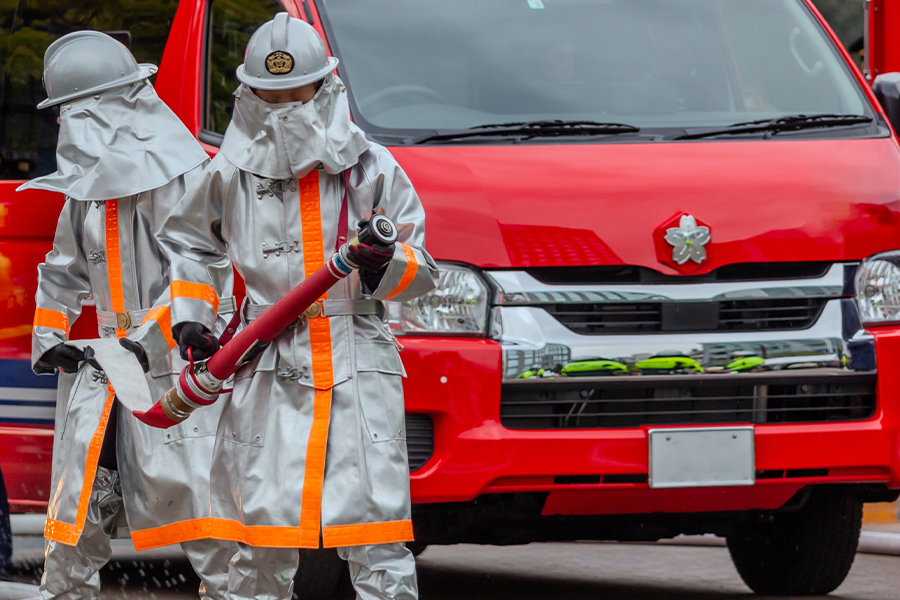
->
[389,138,900,275]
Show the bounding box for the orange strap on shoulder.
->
[105,200,127,339]
[33,308,69,333]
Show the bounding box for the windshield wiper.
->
[673,113,874,140]
[413,119,640,144]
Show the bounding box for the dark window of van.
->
[204,0,285,137]
[0,1,179,181]
[318,0,874,142]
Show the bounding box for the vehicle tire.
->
[726,487,862,596]
[294,548,353,600]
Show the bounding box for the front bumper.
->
[403,329,900,514]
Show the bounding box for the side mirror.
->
[873,72,900,134]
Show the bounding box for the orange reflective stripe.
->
[141,306,176,350]
[170,280,220,312]
[105,200,127,340]
[33,308,69,333]
[384,244,419,301]
[322,519,414,548]
[130,517,309,550]
[130,518,213,550]
[299,388,332,547]
[44,518,77,544]
[130,517,414,551]
[44,386,116,545]
[298,169,335,548]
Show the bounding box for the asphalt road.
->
[6,537,899,599]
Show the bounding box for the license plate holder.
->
[648,426,755,489]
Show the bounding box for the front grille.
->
[543,298,827,335]
[527,262,833,285]
[405,413,434,472]
[500,372,876,429]
[717,299,826,331]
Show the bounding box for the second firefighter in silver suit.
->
[18,31,235,600]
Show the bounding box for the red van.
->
[4,0,900,595]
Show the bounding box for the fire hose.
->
[133,214,399,429]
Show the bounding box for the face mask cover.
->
[220,75,371,180]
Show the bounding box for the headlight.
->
[855,254,900,323]
[390,263,489,334]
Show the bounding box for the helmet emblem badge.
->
[664,215,711,265]
[265,51,295,75]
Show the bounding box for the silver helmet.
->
[236,13,338,91]
[38,31,157,109]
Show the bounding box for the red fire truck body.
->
[4,0,900,592]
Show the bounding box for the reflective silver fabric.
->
[37,31,156,109]
[236,13,338,91]
[228,544,298,600]
[39,469,234,600]
[182,539,237,600]
[31,173,208,371]
[227,544,418,600]
[161,99,437,548]
[31,167,235,588]
[220,78,370,179]
[18,81,208,201]
[27,67,234,594]
[40,467,121,600]
[338,543,418,600]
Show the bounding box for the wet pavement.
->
[5,536,900,599]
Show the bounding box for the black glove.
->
[172,322,220,361]
[119,338,150,373]
[39,343,85,373]
[348,219,395,271]
[348,241,395,271]
[360,268,388,294]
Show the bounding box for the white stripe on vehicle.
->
[0,387,56,401]
[0,404,55,421]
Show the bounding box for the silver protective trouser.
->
[39,467,233,600]
[229,542,418,600]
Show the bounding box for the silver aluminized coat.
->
[31,170,236,549]
[26,78,232,549]
[159,77,438,549]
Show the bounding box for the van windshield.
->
[317,0,873,142]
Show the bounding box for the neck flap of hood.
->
[17,80,208,201]
[220,75,371,180]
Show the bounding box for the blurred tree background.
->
[813,0,865,66]
[206,0,283,135]
[0,0,179,179]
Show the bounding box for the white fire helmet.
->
[37,31,157,109]
[236,12,338,91]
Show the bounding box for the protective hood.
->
[220,74,371,179]
[17,80,208,201]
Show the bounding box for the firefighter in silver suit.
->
[157,14,438,600]
[18,31,235,600]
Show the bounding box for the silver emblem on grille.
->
[665,215,710,265]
